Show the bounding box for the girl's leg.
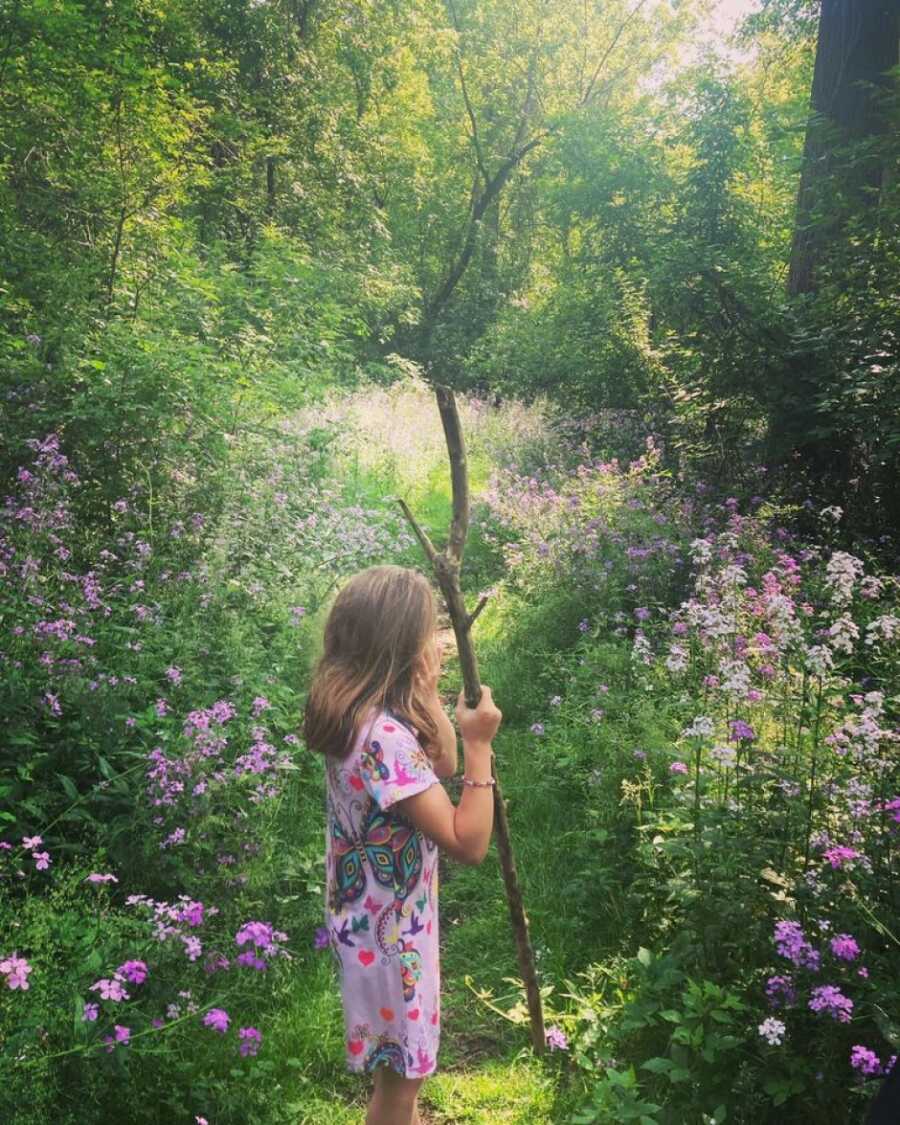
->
[366,1068,424,1125]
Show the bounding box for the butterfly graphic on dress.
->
[360,741,391,784]
[364,895,384,915]
[403,912,424,937]
[333,918,354,947]
[330,799,423,912]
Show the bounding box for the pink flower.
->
[22,836,42,850]
[238,1027,262,1057]
[32,851,51,871]
[830,934,860,962]
[202,1008,230,1033]
[670,761,688,775]
[1,953,32,990]
[182,936,202,961]
[86,873,118,885]
[822,845,860,870]
[82,1002,99,1022]
[850,1045,881,1076]
[114,1025,130,1044]
[90,977,129,1001]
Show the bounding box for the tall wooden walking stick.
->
[397,383,546,1054]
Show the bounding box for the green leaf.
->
[58,774,79,801]
[641,1057,674,1074]
[637,947,652,967]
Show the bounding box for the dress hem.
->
[346,1061,438,1080]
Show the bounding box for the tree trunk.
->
[787,0,899,296]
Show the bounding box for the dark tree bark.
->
[787,0,899,296]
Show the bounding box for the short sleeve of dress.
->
[359,712,438,811]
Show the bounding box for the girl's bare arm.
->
[396,688,500,865]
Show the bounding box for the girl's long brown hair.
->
[303,565,440,759]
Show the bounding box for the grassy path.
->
[261,466,602,1123]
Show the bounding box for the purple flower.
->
[251,696,271,718]
[766,975,797,1008]
[82,1002,99,1022]
[809,984,853,1023]
[113,1025,130,1044]
[774,921,820,971]
[670,761,688,775]
[313,927,330,951]
[238,1027,262,1057]
[203,1008,230,1033]
[545,1025,569,1051]
[850,1045,881,1076]
[578,619,589,633]
[117,960,148,985]
[530,723,545,736]
[33,851,51,871]
[235,921,275,951]
[728,719,756,743]
[165,666,183,685]
[86,873,118,885]
[634,607,651,621]
[830,934,860,962]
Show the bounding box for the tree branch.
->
[395,497,440,566]
[397,386,546,1054]
[580,0,651,107]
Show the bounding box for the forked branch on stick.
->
[397,384,546,1053]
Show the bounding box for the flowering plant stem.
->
[397,383,546,1054]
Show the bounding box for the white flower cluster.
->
[804,644,834,677]
[865,614,899,647]
[758,1017,786,1046]
[681,598,732,639]
[827,614,859,655]
[682,715,715,739]
[824,551,864,605]
[819,505,843,523]
[860,575,884,599]
[689,537,713,565]
[631,630,653,666]
[719,658,751,695]
[710,745,736,767]
[665,643,688,673]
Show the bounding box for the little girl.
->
[304,564,501,1125]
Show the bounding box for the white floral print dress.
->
[324,710,440,1077]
